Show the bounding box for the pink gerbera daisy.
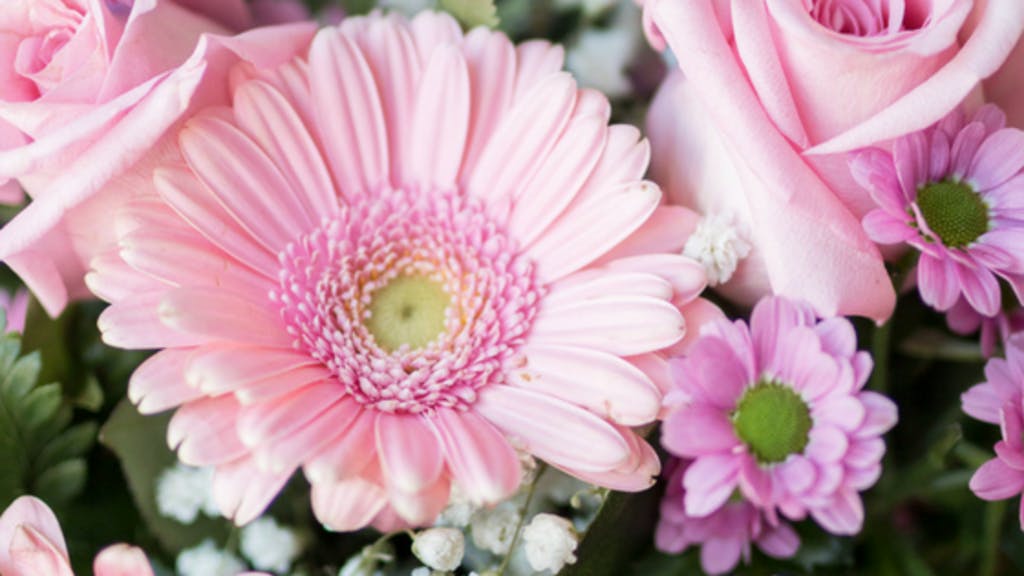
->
[662,296,897,535]
[655,458,799,575]
[962,335,1024,528]
[851,104,1024,317]
[89,12,712,530]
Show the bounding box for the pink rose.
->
[643,0,1024,322]
[0,1,316,316]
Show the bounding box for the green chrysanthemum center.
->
[732,381,812,464]
[366,274,451,353]
[916,179,989,248]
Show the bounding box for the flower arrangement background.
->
[0,0,1023,575]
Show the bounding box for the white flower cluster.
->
[683,212,752,286]
[155,463,218,524]
[522,514,579,574]
[240,517,303,574]
[176,539,246,576]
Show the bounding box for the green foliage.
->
[100,400,229,554]
[0,317,94,509]
[439,0,499,28]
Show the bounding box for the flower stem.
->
[870,319,893,395]
[497,463,547,576]
[980,499,1006,576]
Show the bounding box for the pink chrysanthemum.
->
[661,296,897,535]
[655,458,799,575]
[90,12,714,530]
[851,105,1024,317]
[962,335,1024,528]
[946,297,1024,358]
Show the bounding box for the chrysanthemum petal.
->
[917,253,960,311]
[476,385,629,472]
[662,404,738,457]
[682,455,740,517]
[809,490,863,535]
[970,457,1024,500]
[970,128,1024,191]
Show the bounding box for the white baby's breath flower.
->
[470,503,520,555]
[683,212,752,286]
[566,27,635,99]
[156,463,215,524]
[412,528,465,572]
[521,514,578,574]
[240,516,303,573]
[176,539,247,576]
[437,485,477,528]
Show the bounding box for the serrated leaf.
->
[439,0,499,28]
[33,458,87,504]
[100,400,228,553]
[0,330,94,508]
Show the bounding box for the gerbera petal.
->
[409,44,470,190]
[98,291,210,350]
[310,29,389,197]
[376,413,445,494]
[556,427,660,492]
[167,396,247,466]
[525,181,661,282]
[513,344,662,425]
[154,166,278,276]
[87,249,164,302]
[430,408,521,503]
[252,398,362,474]
[476,385,630,472]
[233,80,339,219]
[0,497,69,576]
[237,380,344,447]
[530,294,683,356]
[212,456,294,526]
[311,477,387,532]
[304,408,378,484]
[508,114,607,246]
[185,345,321,396]
[159,288,291,347]
[603,254,708,301]
[596,206,700,263]
[459,28,515,180]
[8,525,74,576]
[512,40,565,100]
[544,271,673,307]
[128,348,205,415]
[387,474,450,526]
[92,545,154,576]
[180,115,316,251]
[467,72,576,206]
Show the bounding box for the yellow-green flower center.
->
[366,274,451,353]
[732,381,812,464]
[916,180,989,248]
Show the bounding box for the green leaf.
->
[560,483,662,575]
[100,400,229,554]
[438,0,499,28]
[0,331,95,508]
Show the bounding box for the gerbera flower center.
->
[273,188,542,414]
[732,381,812,464]
[915,179,989,248]
[366,274,451,353]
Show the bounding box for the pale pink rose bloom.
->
[0,495,228,576]
[91,11,720,530]
[0,1,316,317]
[643,0,1024,322]
[962,336,1024,529]
[656,459,799,575]
[662,296,898,535]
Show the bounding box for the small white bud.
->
[240,516,302,573]
[412,527,465,572]
[436,485,477,528]
[682,212,752,286]
[470,503,520,555]
[521,514,578,574]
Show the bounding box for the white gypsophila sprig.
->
[412,528,466,572]
[470,503,521,556]
[521,514,579,574]
[240,516,303,573]
[176,539,247,576]
[682,212,752,286]
[155,464,217,524]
